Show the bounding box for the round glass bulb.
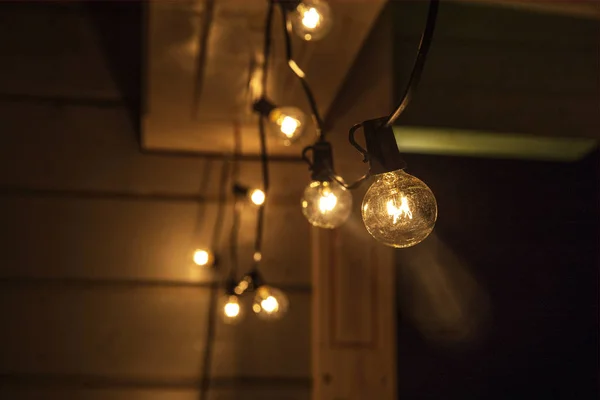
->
[361,170,437,248]
[220,294,242,324]
[193,249,214,267]
[291,0,333,41]
[267,107,306,145]
[249,189,266,206]
[301,180,352,229]
[252,285,289,321]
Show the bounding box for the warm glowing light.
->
[302,180,352,229]
[386,196,413,223]
[253,286,289,320]
[224,301,240,318]
[291,1,333,41]
[250,189,266,206]
[302,7,321,29]
[261,296,279,313]
[318,191,337,213]
[193,249,213,267]
[362,170,437,248]
[234,279,249,295]
[279,116,300,137]
[267,107,306,144]
[220,295,242,324]
[253,252,262,262]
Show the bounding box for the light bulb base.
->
[349,117,407,176]
[302,141,334,182]
[225,277,238,296]
[253,97,277,117]
[277,0,302,11]
[244,269,265,292]
[233,183,249,197]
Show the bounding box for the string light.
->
[252,285,289,320]
[288,0,333,41]
[362,170,437,248]
[254,99,306,145]
[193,249,215,267]
[220,278,243,324]
[300,141,352,228]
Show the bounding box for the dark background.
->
[397,150,599,399]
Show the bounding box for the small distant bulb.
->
[220,294,242,324]
[301,180,352,229]
[253,252,262,262]
[253,286,289,320]
[267,106,306,145]
[361,170,437,248]
[193,249,214,267]
[249,189,266,206]
[291,1,333,41]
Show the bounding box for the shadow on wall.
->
[396,232,490,347]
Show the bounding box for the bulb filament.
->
[261,296,279,313]
[318,191,337,213]
[387,196,413,223]
[279,116,299,137]
[302,8,321,29]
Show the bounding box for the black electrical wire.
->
[251,0,275,270]
[278,3,325,140]
[229,122,243,278]
[385,0,439,127]
[199,153,232,400]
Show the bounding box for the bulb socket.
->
[350,117,407,176]
[244,269,265,292]
[232,183,249,197]
[224,277,238,296]
[303,141,334,182]
[252,97,277,117]
[276,0,302,11]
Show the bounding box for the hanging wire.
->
[251,0,275,270]
[385,0,439,127]
[199,153,232,400]
[278,3,325,140]
[229,122,243,279]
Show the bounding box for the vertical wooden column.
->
[311,5,397,397]
[311,220,396,400]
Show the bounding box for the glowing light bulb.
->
[361,170,437,248]
[252,286,289,320]
[249,189,266,206]
[301,180,352,229]
[193,249,214,267]
[291,0,333,41]
[267,107,306,145]
[220,294,242,324]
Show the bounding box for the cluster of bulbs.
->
[193,181,289,324]
[195,250,289,323]
[259,0,439,249]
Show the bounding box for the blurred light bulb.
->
[291,0,333,41]
[267,106,306,145]
[301,180,352,229]
[252,285,289,320]
[193,249,214,267]
[249,189,266,206]
[220,294,242,324]
[362,170,437,248]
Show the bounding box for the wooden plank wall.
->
[393,1,600,138]
[0,3,311,399]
